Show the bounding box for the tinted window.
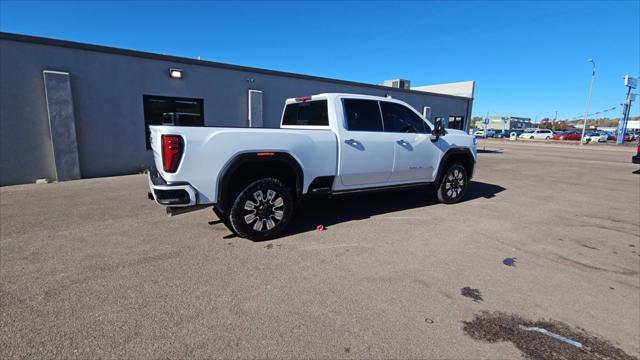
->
[342,99,383,132]
[380,102,428,133]
[282,100,329,126]
[143,95,204,149]
[448,116,464,130]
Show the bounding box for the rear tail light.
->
[161,135,183,173]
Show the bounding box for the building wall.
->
[472,116,533,130]
[0,35,471,186]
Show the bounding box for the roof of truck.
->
[284,93,409,104]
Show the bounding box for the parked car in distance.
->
[474,128,496,137]
[495,129,524,138]
[633,141,640,164]
[147,93,477,240]
[552,131,582,141]
[603,131,615,140]
[613,132,633,142]
[582,131,608,143]
[494,130,510,138]
[519,128,553,140]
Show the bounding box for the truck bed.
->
[149,125,338,204]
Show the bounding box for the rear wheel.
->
[229,178,294,240]
[545,136,550,140]
[437,164,468,204]
[530,136,535,140]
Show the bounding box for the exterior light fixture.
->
[169,68,183,79]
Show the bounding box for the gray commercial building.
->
[0,32,474,186]
[472,116,533,131]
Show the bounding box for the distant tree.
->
[555,121,568,131]
[471,116,483,128]
[539,118,553,130]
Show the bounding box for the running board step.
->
[310,187,331,194]
[166,205,210,217]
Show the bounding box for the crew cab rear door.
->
[336,98,394,187]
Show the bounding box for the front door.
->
[380,101,439,182]
[338,99,394,187]
[390,133,434,182]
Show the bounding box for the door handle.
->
[345,139,359,145]
[397,140,408,145]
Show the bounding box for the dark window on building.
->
[448,116,464,130]
[342,99,383,132]
[282,100,329,126]
[143,95,204,149]
[380,102,428,133]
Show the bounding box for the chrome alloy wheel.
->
[444,168,465,199]
[242,189,284,231]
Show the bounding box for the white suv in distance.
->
[582,131,608,143]
[474,128,496,137]
[519,129,553,140]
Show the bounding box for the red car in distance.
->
[614,132,632,142]
[552,131,582,141]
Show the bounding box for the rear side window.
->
[342,99,383,132]
[282,100,329,126]
[380,102,428,133]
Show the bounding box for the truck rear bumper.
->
[148,170,197,206]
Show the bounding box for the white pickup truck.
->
[148,93,477,240]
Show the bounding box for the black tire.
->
[213,206,235,234]
[436,164,468,204]
[545,136,550,140]
[228,178,294,240]
[529,136,535,140]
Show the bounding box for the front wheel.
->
[437,164,468,204]
[228,178,294,240]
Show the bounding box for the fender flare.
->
[434,147,476,186]
[216,152,303,209]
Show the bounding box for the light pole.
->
[580,59,596,145]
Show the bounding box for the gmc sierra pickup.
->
[148,93,477,240]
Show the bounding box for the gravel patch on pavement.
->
[463,311,637,360]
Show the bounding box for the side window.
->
[380,102,429,133]
[342,99,383,132]
[282,100,329,126]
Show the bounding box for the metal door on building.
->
[248,90,263,127]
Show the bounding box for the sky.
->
[1,0,638,120]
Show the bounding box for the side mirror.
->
[431,118,445,141]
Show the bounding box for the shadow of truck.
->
[276,181,506,239]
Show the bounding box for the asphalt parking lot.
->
[1,140,639,359]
